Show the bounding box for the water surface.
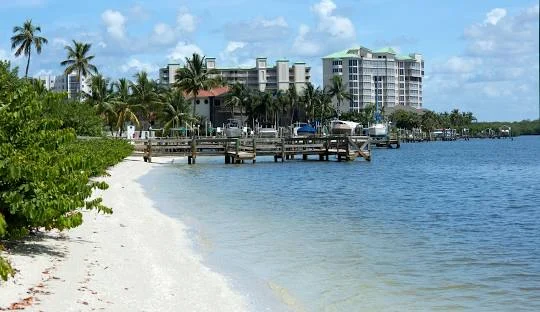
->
[142,136,540,311]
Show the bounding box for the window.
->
[332,60,343,66]
[400,76,404,81]
[348,59,358,66]
[350,67,358,73]
[399,69,404,75]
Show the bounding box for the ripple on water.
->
[142,136,540,311]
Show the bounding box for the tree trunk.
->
[77,69,82,101]
[25,51,31,78]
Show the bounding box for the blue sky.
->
[0,0,538,121]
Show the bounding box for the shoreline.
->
[0,156,249,311]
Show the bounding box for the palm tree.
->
[60,40,98,99]
[86,75,116,135]
[30,78,48,96]
[315,90,334,124]
[174,53,219,119]
[326,75,351,118]
[160,89,195,136]
[112,78,140,136]
[301,83,317,123]
[286,84,299,124]
[224,82,249,123]
[10,20,48,78]
[131,71,161,130]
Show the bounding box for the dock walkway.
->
[133,136,371,164]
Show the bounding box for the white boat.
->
[224,119,242,137]
[257,126,278,138]
[330,120,360,135]
[368,123,388,137]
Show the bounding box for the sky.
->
[0,0,538,121]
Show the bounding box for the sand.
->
[0,156,249,311]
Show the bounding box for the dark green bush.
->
[0,62,132,281]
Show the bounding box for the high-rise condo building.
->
[38,73,91,99]
[322,46,424,114]
[159,57,311,93]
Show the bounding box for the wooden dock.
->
[370,134,401,149]
[132,136,372,164]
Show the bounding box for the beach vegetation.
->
[0,62,132,281]
[42,92,104,137]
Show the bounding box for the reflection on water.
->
[142,136,540,311]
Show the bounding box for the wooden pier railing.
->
[132,136,371,164]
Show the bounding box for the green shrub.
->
[42,92,104,137]
[0,62,132,281]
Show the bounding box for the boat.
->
[224,119,242,137]
[294,123,316,136]
[368,123,388,137]
[367,78,389,138]
[257,125,278,138]
[330,120,360,135]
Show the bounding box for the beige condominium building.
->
[159,57,311,94]
[322,46,424,114]
[38,73,91,99]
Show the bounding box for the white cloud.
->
[153,23,176,45]
[167,42,203,62]
[225,41,246,53]
[102,9,127,40]
[312,0,355,39]
[130,3,150,20]
[177,12,196,33]
[464,5,538,57]
[293,24,321,56]
[427,4,539,121]
[223,16,289,43]
[260,17,288,28]
[219,41,249,65]
[33,69,53,77]
[484,8,506,25]
[121,58,158,74]
[52,37,69,48]
[436,56,482,74]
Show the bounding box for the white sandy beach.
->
[0,156,249,311]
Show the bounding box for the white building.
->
[38,73,91,99]
[160,57,311,94]
[322,46,424,114]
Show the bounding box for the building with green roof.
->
[322,45,424,114]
